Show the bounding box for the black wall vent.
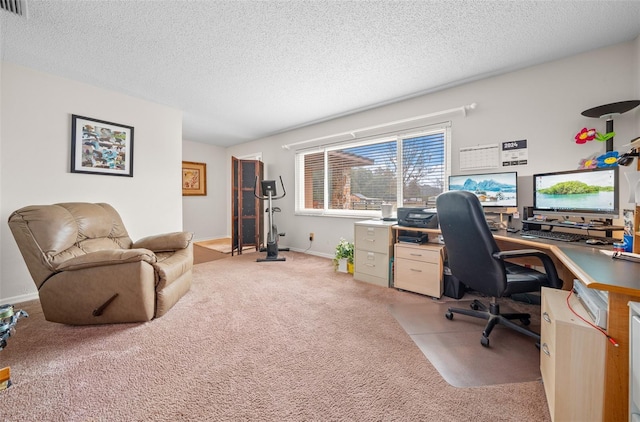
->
[1,0,26,16]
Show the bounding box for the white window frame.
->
[294,124,451,218]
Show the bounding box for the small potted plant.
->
[334,238,354,273]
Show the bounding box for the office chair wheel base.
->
[480,336,490,347]
[470,302,479,311]
[520,318,531,326]
[445,312,454,320]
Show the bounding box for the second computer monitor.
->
[448,171,518,208]
[533,167,619,219]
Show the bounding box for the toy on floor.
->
[1,304,28,390]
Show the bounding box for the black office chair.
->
[436,190,563,347]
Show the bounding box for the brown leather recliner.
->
[8,202,193,325]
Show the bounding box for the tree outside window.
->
[295,128,447,216]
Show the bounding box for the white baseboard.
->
[1,291,39,306]
[285,247,333,260]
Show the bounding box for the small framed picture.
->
[623,209,635,234]
[70,115,134,177]
[182,161,207,196]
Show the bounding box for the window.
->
[295,126,449,216]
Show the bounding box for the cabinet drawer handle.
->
[409,253,423,257]
[365,263,375,267]
[542,312,551,323]
[541,343,550,357]
[410,268,422,272]
[365,238,375,243]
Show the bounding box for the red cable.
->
[565,290,618,347]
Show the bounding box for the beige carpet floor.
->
[1,252,550,421]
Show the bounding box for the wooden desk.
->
[551,245,639,422]
[392,225,640,421]
[492,232,639,422]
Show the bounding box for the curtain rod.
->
[281,103,476,150]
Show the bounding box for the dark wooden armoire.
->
[231,157,264,255]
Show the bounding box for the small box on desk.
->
[397,231,428,244]
[522,219,542,231]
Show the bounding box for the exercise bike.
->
[254,176,289,262]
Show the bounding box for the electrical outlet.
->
[309,232,314,242]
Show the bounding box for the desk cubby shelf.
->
[523,219,624,240]
[523,219,624,230]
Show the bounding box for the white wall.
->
[182,139,227,241]
[0,63,184,303]
[227,40,640,260]
[3,39,637,301]
[636,36,640,134]
[0,22,3,303]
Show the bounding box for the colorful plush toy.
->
[574,127,615,144]
[578,155,598,169]
[596,151,619,167]
[578,151,619,169]
[575,128,596,144]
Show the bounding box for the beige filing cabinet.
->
[540,287,605,422]
[354,220,395,287]
[394,242,445,298]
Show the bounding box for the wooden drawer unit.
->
[540,287,605,422]
[353,220,395,287]
[630,302,640,421]
[394,243,444,298]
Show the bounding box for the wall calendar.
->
[459,144,499,170]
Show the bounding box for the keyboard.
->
[520,230,586,242]
[521,230,623,244]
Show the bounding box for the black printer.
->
[397,207,438,228]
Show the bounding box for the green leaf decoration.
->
[595,131,615,142]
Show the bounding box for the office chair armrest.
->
[493,249,562,288]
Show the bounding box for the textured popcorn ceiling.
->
[2,1,640,146]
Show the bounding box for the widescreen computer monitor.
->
[448,171,518,208]
[532,167,619,219]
